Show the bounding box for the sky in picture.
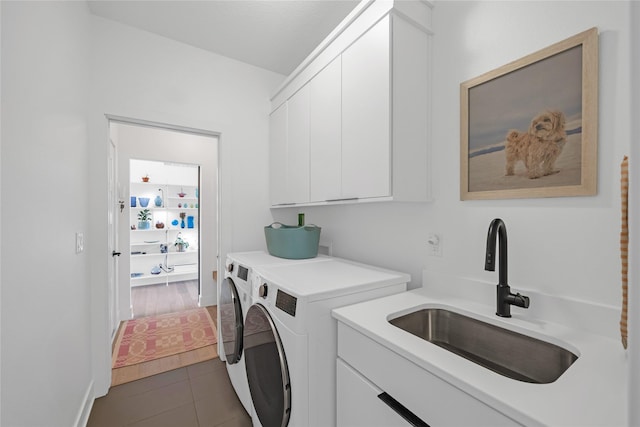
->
[468,45,582,151]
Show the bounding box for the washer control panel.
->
[237,265,248,281]
[276,289,297,317]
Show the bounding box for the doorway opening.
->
[110,119,219,324]
[129,159,200,318]
[108,118,220,385]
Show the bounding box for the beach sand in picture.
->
[468,126,582,193]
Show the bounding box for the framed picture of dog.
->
[460,28,598,200]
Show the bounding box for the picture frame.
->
[460,28,598,200]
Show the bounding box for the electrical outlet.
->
[76,232,84,254]
[427,233,442,257]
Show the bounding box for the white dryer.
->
[219,251,331,417]
[243,258,409,427]
[220,254,254,415]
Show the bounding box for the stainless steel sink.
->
[389,308,577,384]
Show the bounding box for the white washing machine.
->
[219,251,331,417]
[243,258,409,427]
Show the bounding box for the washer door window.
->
[220,277,243,364]
[244,304,291,427]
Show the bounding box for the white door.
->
[108,138,120,339]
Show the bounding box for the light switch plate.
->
[76,232,84,254]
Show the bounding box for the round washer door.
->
[244,303,291,427]
[220,277,243,364]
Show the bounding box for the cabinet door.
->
[309,57,342,202]
[341,16,391,199]
[286,85,310,203]
[269,103,288,205]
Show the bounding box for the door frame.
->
[107,137,120,340]
[104,113,222,379]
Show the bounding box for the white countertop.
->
[332,278,628,426]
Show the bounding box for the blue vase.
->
[180,219,185,229]
[154,195,162,207]
[138,197,150,207]
[130,196,137,207]
[187,216,194,228]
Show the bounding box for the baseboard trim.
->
[199,294,216,308]
[75,380,95,427]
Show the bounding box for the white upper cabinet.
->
[269,103,288,206]
[341,16,391,200]
[309,57,342,202]
[269,86,311,205]
[269,0,432,207]
[286,85,311,203]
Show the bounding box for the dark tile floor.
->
[88,358,252,427]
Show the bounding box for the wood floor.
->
[131,279,199,318]
[112,280,218,386]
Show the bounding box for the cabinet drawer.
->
[337,358,420,427]
[337,323,520,426]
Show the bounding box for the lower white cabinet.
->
[338,359,421,427]
[336,322,521,427]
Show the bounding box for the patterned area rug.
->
[112,308,217,369]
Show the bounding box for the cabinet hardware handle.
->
[325,197,359,202]
[377,392,429,427]
[112,251,122,257]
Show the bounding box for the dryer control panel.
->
[237,265,249,281]
[276,290,297,317]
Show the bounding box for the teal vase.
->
[154,195,162,207]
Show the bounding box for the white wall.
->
[1,2,94,426]
[88,15,284,396]
[0,3,3,422]
[273,1,632,323]
[628,1,640,424]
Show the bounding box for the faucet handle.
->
[515,293,530,308]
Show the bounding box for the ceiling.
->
[87,0,360,76]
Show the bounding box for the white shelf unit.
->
[130,178,199,287]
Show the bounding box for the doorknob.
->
[112,251,122,257]
[119,200,125,213]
